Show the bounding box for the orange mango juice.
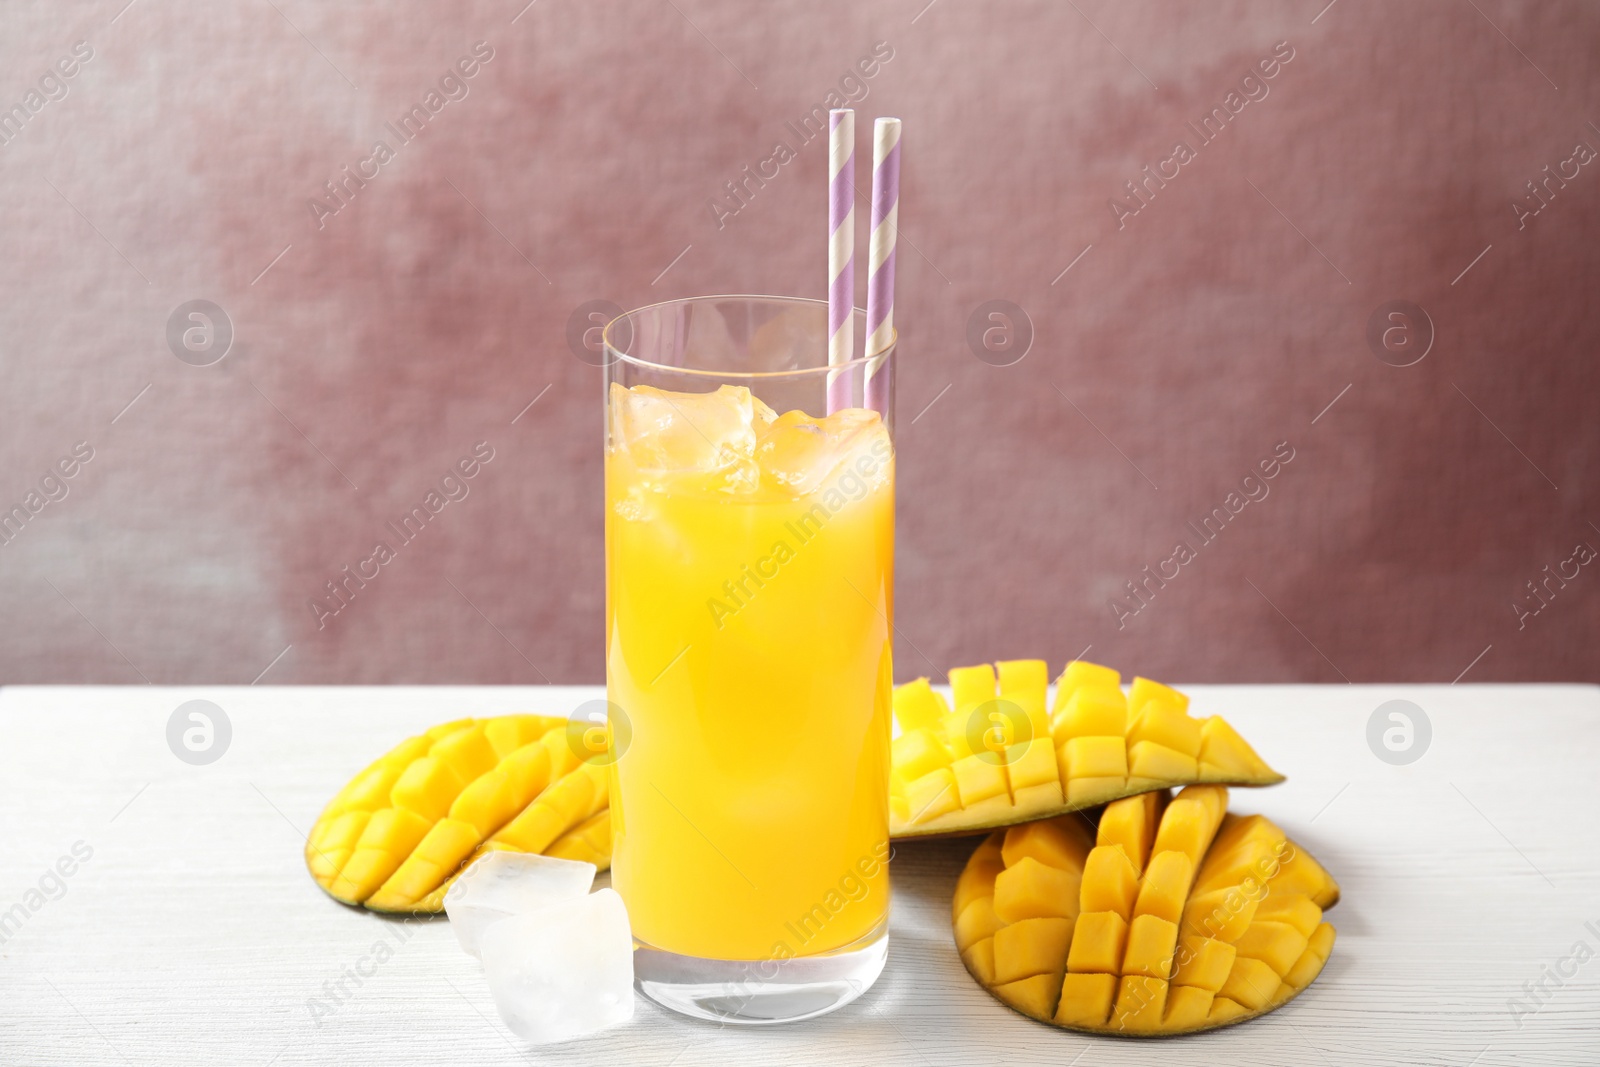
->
[606,384,893,961]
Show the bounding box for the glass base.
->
[634,921,888,1025]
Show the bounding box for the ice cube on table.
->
[444,851,596,958]
[480,887,635,1045]
[610,382,766,472]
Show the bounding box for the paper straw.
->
[864,117,901,415]
[826,108,855,414]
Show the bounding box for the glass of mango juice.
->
[601,295,895,1024]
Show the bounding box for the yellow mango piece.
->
[1128,702,1203,758]
[447,769,520,837]
[892,729,951,784]
[1001,816,1094,873]
[365,817,481,910]
[1052,687,1127,742]
[950,663,997,714]
[1054,972,1117,1028]
[1133,850,1194,925]
[1003,737,1060,791]
[1255,894,1323,939]
[1218,956,1281,1011]
[1063,735,1128,779]
[1097,791,1165,876]
[1066,911,1128,974]
[905,768,961,824]
[1065,774,1127,807]
[1198,716,1280,781]
[1122,915,1179,979]
[997,659,1051,737]
[1173,935,1237,992]
[429,723,500,785]
[962,937,997,985]
[1152,784,1228,867]
[951,752,1010,806]
[993,916,1076,985]
[994,973,1063,1019]
[954,896,1005,952]
[1053,661,1121,711]
[1183,887,1261,943]
[1111,976,1168,1032]
[1234,920,1310,978]
[389,756,466,823]
[1208,996,1247,1023]
[545,809,611,866]
[1128,676,1189,719]
[954,836,1006,919]
[892,677,949,733]
[993,856,1080,923]
[1129,740,1200,784]
[1284,923,1337,989]
[1275,845,1341,908]
[1163,984,1214,1029]
[1080,845,1139,919]
[327,806,433,902]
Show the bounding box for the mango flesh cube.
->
[954,838,1005,919]
[1004,737,1060,791]
[1163,984,1214,1029]
[1133,850,1194,925]
[390,756,466,822]
[1055,660,1122,706]
[993,916,1076,985]
[1199,716,1277,780]
[1097,791,1164,875]
[1122,914,1179,979]
[892,729,951,784]
[1002,817,1094,873]
[1128,702,1203,758]
[1080,845,1139,919]
[1208,996,1247,1023]
[893,677,949,733]
[1066,911,1129,974]
[952,753,1011,805]
[1254,893,1323,938]
[905,768,961,824]
[1218,955,1282,1011]
[1053,687,1127,741]
[1054,972,1117,1028]
[1128,676,1189,718]
[955,896,1005,952]
[1063,735,1129,779]
[1173,935,1237,992]
[1284,923,1336,988]
[997,659,1051,736]
[963,936,997,985]
[1183,887,1260,943]
[993,856,1080,923]
[1234,921,1310,977]
[1151,785,1228,867]
[994,973,1062,1019]
[1066,775,1127,807]
[1111,976,1168,1032]
[950,663,997,714]
[1275,846,1341,908]
[1129,740,1201,783]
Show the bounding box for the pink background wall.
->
[2,1,1596,685]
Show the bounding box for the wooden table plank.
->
[2,684,1597,1065]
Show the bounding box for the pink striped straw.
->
[864,117,901,415]
[826,108,855,414]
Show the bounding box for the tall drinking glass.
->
[602,295,895,1024]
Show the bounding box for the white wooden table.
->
[2,684,1597,1066]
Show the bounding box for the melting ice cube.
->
[444,851,596,958]
[479,887,635,1044]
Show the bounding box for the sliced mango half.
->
[890,660,1282,839]
[305,715,611,914]
[954,785,1338,1035]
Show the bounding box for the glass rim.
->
[601,293,896,380]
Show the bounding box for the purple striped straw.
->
[864,117,901,416]
[826,108,855,414]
